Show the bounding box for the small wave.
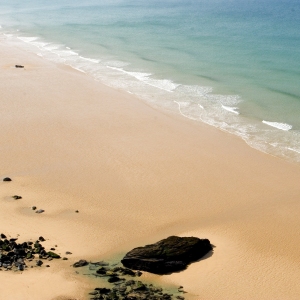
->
[262,120,292,131]
[72,66,86,73]
[79,56,100,63]
[198,104,204,109]
[288,147,300,154]
[18,36,38,43]
[222,105,239,115]
[107,66,179,92]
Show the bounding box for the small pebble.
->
[65,251,72,255]
[75,210,79,213]
[35,209,44,214]
[3,177,12,182]
[12,195,22,200]
[62,257,68,260]
[31,206,37,210]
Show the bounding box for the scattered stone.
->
[15,65,24,68]
[35,209,45,214]
[39,236,45,242]
[46,265,50,267]
[1,233,7,239]
[73,259,88,268]
[36,260,43,266]
[31,206,37,210]
[62,257,68,260]
[75,210,79,213]
[3,177,12,182]
[12,195,22,200]
[50,248,55,250]
[65,251,72,255]
[121,236,212,274]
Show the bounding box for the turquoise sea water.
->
[1,0,300,162]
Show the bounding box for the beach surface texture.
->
[1,37,300,300]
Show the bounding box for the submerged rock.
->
[121,236,212,274]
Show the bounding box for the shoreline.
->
[2,31,300,165]
[1,36,300,299]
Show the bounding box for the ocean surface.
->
[1,0,299,162]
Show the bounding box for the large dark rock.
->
[121,236,212,274]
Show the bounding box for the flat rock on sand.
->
[121,236,212,274]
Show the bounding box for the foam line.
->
[222,105,239,115]
[262,120,292,131]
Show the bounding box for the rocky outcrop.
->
[121,236,212,274]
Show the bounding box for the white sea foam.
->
[198,104,204,109]
[79,56,100,63]
[288,147,300,154]
[222,105,239,115]
[107,66,179,92]
[18,36,38,43]
[262,120,292,131]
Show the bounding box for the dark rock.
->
[1,233,7,239]
[35,209,45,214]
[36,260,43,266]
[121,236,212,274]
[39,236,45,242]
[62,257,68,260]
[107,276,122,283]
[73,259,88,268]
[94,288,111,294]
[75,210,79,213]
[3,177,12,182]
[47,251,61,259]
[96,267,108,275]
[15,65,24,68]
[65,251,72,255]
[31,206,37,210]
[12,195,22,200]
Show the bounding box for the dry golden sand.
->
[1,37,300,299]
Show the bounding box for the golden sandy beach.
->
[1,36,300,299]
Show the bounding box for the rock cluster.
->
[0,233,62,271]
[121,236,212,274]
[82,261,186,300]
[89,262,184,300]
[89,280,183,300]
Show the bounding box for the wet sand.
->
[1,36,300,299]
